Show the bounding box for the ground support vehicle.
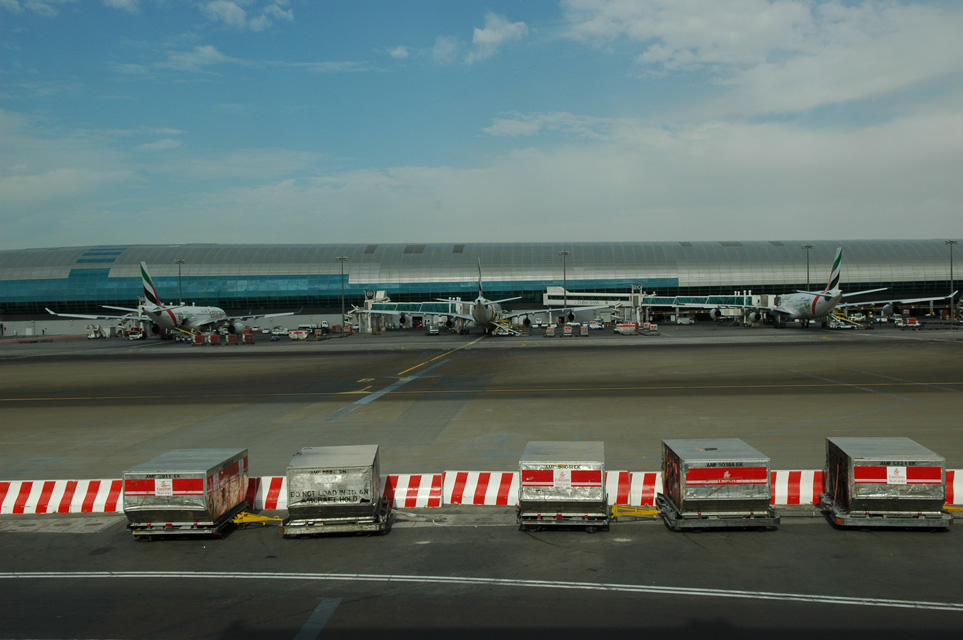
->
[819,437,951,529]
[657,438,779,531]
[123,449,249,538]
[517,441,608,532]
[280,445,391,537]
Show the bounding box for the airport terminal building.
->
[0,240,957,318]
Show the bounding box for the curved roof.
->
[1,240,955,314]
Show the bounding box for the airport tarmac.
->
[1,323,962,638]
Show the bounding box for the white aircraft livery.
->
[358,261,608,333]
[48,262,292,336]
[697,247,953,327]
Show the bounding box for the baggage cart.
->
[517,441,608,532]
[657,439,779,530]
[820,437,951,529]
[280,445,391,537]
[123,448,249,538]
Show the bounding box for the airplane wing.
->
[501,304,612,321]
[837,291,957,309]
[225,311,296,323]
[46,308,141,322]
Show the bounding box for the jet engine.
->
[398,314,408,325]
[747,311,762,323]
[444,317,454,328]
[881,303,896,317]
[709,308,723,321]
[227,321,246,334]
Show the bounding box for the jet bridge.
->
[542,288,758,324]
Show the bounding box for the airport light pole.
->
[801,244,814,290]
[174,259,185,303]
[559,250,570,315]
[336,256,348,329]
[947,240,958,319]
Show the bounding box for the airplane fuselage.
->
[471,297,502,327]
[776,290,842,321]
[144,304,227,331]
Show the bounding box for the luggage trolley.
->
[820,437,952,529]
[657,439,780,531]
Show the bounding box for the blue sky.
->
[2,0,962,249]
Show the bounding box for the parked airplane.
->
[694,248,953,327]
[356,261,608,333]
[47,262,293,337]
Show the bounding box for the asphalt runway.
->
[1,324,962,638]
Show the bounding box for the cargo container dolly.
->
[516,441,610,533]
[123,449,250,539]
[819,437,953,530]
[279,445,392,537]
[657,439,780,531]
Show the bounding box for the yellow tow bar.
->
[232,511,283,526]
[611,505,661,519]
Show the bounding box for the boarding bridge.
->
[541,287,759,324]
[357,295,470,332]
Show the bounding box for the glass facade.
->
[0,240,955,315]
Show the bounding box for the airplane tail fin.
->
[140,262,164,307]
[826,247,842,292]
[477,259,484,299]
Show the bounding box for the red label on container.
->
[520,469,603,487]
[853,466,942,485]
[685,466,768,485]
[123,478,205,496]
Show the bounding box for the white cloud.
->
[1,0,74,17]
[387,46,409,60]
[200,1,294,32]
[0,0,24,15]
[566,0,809,66]
[158,45,237,72]
[136,138,182,152]
[69,101,959,246]
[103,0,139,13]
[483,112,616,140]
[432,36,460,66]
[564,0,963,117]
[467,12,529,64]
[201,1,247,29]
[0,109,134,237]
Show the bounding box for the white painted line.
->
[293,597,342,639]
[2,572,961,612]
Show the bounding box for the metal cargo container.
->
[820,437,951,529]
[123,448,249,537]
[280,445,390,537]
[517,441,608,531]
[657,439,779,530]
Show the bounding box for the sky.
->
[2,0,962,250]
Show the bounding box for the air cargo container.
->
[517,441,608,532]
[657,439,779,530]
[280,445,390,537]
[820,437,951,529]
[123,448,249,538]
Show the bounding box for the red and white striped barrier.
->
[0,480,123,515]
[444,471,518,505]
[247,476,287,510]
[383,474,443,508]
[626,471,663,506]
[771,470,824,506]
[3,471,961,514]
[947,470,961,504]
